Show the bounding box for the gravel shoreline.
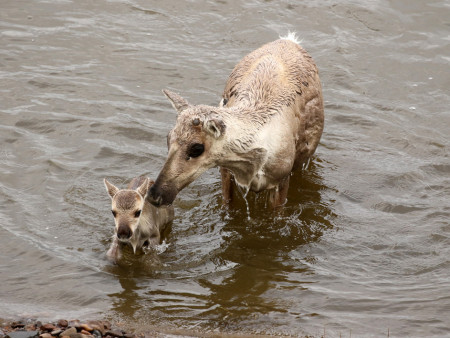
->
[0,319,137,338]
[0,318,304,338]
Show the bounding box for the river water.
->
[1,0,449,336]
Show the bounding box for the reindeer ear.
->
[205,117,226,138]
[104,179,119,199]
[162,89,190,113]
[136,178,150,197]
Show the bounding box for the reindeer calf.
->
[104,176,174,261]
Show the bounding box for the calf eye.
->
[187,143,204,158]
[112,210,117,217]
[134,210,141,218]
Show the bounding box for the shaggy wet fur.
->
[148,36,324,208]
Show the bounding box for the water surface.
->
[1,0,449,336]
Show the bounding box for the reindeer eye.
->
[112,210,117,217]
[187,143,204,159]
[134,210,141,218]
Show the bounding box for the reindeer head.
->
[147,90,227,206]
[104,178,151,244]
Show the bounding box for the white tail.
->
[280,31,301,44]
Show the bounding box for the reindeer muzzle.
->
[117,224,132,240]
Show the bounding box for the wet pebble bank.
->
[0,319,135,338]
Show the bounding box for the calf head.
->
[104,178,150,243]
[147,90,227,206]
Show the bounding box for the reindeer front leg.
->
[269,175,290,208]
[220,167,234,205]
[106,236,121,263]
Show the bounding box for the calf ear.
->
[163,89,190,113]
[104,179,119,199]
[205,117,226,138]
[136,177,150,197]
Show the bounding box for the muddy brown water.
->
[1,0,449,336]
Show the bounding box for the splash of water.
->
[155,240,170,255]
[143,240,170,255]
[236,183,251,220]
[302,157,311,171]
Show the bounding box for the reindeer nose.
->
[147,181,178,207]
[148,185,162,206]
[152,195,162,207]
[117,225,132,239]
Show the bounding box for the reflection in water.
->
[104,247,163,319]
[199,160,335,330]
[106,158,336,332]
[108,271,141,318]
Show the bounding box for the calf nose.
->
[117,224,132,240]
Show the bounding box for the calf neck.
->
[148,35,324,208]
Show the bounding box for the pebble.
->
[89,322,106,333]
[60,328,77,337]
[10,322,25,330]
[6,331,39,338]
[86,323,104,335]
[39,334,52,338]
[67,334,83,338]
[79,325,92,332]
[39,324,55,332]
[57,320,68,328]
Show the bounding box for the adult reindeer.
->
[148,34,324,208]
